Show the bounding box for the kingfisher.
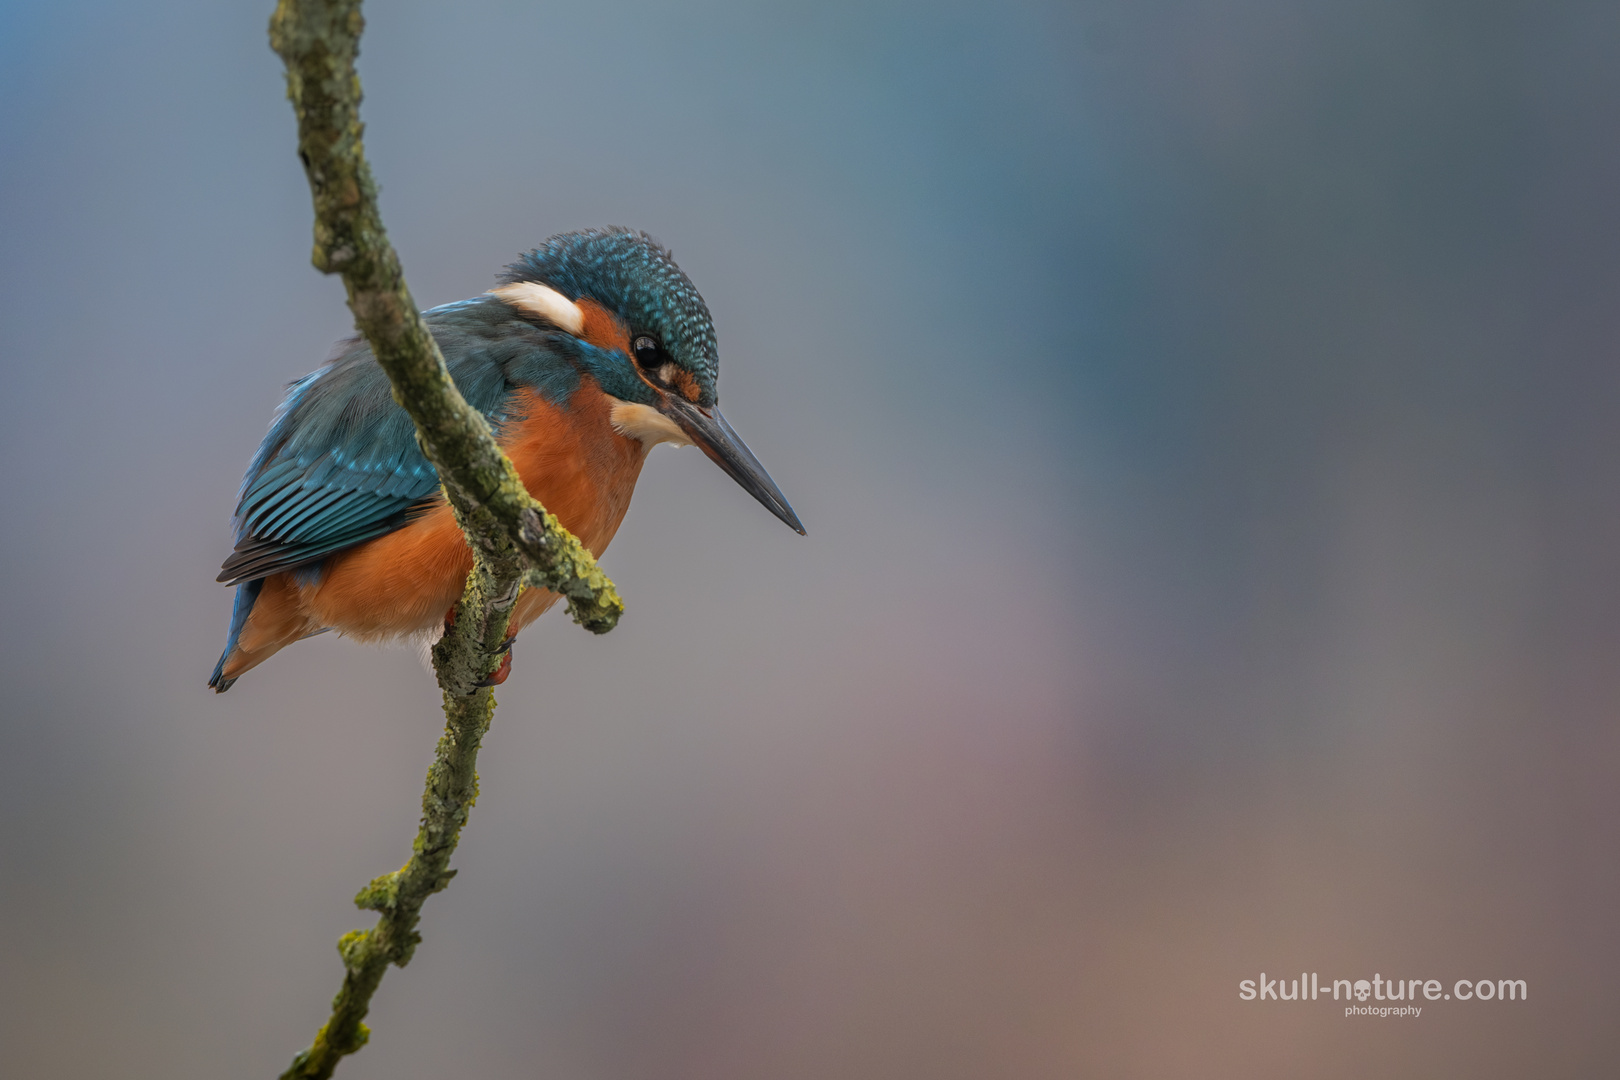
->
[209,227,803,692]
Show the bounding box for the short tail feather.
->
[209,578,264,693]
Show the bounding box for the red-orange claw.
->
[474,649,512,688]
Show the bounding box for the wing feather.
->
[217,297,580,586]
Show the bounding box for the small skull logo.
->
[1353,980,1372,1001]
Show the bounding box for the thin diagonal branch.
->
[268,0,621,634]
[266,1,621,1076]
[278,541,519,1080]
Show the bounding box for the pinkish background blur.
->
[2,1,1617,1076]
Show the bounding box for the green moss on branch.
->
[281,551,512,1080]
[267,1,622,1076]
[268,0,621,631]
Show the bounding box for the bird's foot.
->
[473,648,513,688]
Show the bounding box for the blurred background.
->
[2,1,1618,1076]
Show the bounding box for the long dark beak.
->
[660,395,806,535]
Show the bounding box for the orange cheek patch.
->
[575,298,631,355]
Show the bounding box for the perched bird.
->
[210,227,802,692]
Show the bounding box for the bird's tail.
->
[208,578,264,693]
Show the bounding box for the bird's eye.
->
[632,335,661,369]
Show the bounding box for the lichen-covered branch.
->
[268,0,621,632]
[278,544,518,1080]
[266,1,620,1076]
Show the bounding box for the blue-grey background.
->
[2,1,1617,1076]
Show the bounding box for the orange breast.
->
[301,379,649,640]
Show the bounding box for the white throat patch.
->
[608,399,693,448]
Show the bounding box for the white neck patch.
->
[490,281,586,335]
[607,399,693,448]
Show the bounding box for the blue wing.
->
[216,297,581,586]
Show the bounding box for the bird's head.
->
[494,227,804,535]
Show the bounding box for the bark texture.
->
[267,1,621,1075]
